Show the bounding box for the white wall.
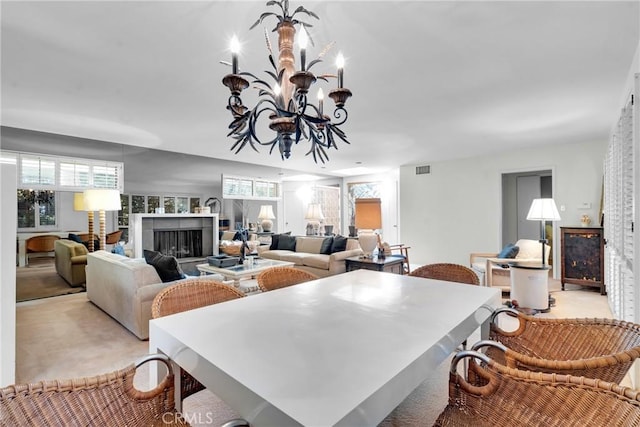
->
[1,163,17,386]
[399,139,606,273]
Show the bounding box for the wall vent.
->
[416,165,431,175]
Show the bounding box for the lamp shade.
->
[258,205,275,220]
[526,198,561,221]
[73,193,86,211]
[305,203,324,221]
[355,198,382,230]
[83,189,122,211]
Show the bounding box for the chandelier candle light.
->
[222,0,352,163]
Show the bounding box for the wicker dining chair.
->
[480,307,640,383]
[432,350,640,426]
[0,354,188,426]
[256,266,319,292]
[409,263,480,285]
[151,278,245,413]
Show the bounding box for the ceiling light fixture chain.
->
[222,0,352,163]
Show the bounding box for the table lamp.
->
[258,205,276,232]
[305,204,324,236]
[526,198,561,267]
[74,192,95,252]
[355,198,382,258]
[84,189,122,251]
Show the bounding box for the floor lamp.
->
[74,192,94,252]
[355,198,382,258]
[526,198,561,267]
[84,189,122,251]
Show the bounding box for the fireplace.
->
[154,229,203,258]
[130,214,219,260]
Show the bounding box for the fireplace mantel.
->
[130,214,219,259]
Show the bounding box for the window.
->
[17,190,57,230]
[347,182,382,226]
[1,150,123,192]
[21,156,55,186]
[223,175,280,200]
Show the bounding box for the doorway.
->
[501,170,554,267]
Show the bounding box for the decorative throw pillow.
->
[498,243,520,259]
[330,235,348,253]
[277,234,297,251]
[68,233,83,244]
[320,237,334,255]
[270,232,291,250]
[111,244,125,256]
[143,249,185,283]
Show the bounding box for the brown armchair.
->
[25,235,60,264]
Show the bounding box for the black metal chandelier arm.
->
[331,106,348,126]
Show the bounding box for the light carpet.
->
[15,279,614,426]
[15,257,85,302]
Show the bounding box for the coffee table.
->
[197,258,294,287]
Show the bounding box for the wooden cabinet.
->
[560,227,605,295]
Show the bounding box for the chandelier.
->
[222,1,352,163]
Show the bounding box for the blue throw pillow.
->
[111,244,125,256]
[498,243,519,259]
[68,233,83,244]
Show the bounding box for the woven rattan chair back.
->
[0,354,189,426]
[486,307,640,383]
[432,350,640,426]
[151,278,245,411]
[151,278,245,319]
[256,266,319,292]
[409,263,480,285]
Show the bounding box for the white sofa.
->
[470,239,550,292]
[257,236,362,277]
[86,250,221,340]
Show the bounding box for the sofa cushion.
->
[303,254,330,270]
[143,249,185,283]
[331,235,348,253]
[277,234,297,251]
[278,252,307,266]
[498,243,519,259]
[515,239,542,259]
[320,237,333,255]
[295,237,324,254]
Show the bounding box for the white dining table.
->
[149,269,501,426]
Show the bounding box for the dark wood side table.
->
[560,227,605,295]
[345,256,404,275]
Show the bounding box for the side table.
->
[509,262,551,312]
[345,256,404,274]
